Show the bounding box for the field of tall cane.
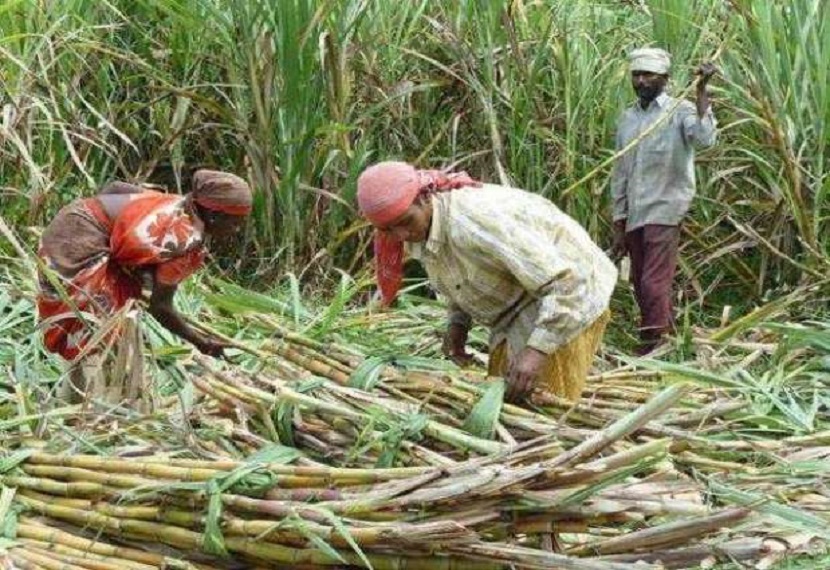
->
[1,0,827,301]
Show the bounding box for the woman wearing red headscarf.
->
[37,169,252,372]
[357,161,617,404]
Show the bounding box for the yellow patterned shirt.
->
[408,184,617,356]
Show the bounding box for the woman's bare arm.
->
[148,279,225,357]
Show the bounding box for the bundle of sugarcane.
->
[183,311,702,467]
[188,352,569,467]
[3,384,775,569]
[180,332,738,471]
[186,305,757,431]
[0,519,228,570]
[0,444,788,570]
[190,365,830,524]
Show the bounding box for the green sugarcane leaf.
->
[621,357,745,389]
[375,440,400,468]
[462,379,505,440]
[708,479,830,540]
[298,378,327,392]
[391,355,458,372]
[293,518,346,564]
[273,378,324,445]
[0,487,17,539]
[319,508,374,570]
[207,279,298,316]
[246,443,301,465]
[349,355,457,392]
[273,400,296,446]
[286,272,305,327]
[203,479,228,557]
[376,423,405,469]
[307,270,359,338]
[0,450,34,475]
[348,356,392,391]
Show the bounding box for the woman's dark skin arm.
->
[97,183,147,219]
[98,181,145,196]
[148,279,227,357]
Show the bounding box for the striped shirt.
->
[408,184,617,355]
[611,92,717,231]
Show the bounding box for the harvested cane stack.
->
[2,383,797,569]
[1,286,827,569]
[0,384,731,569]
[183,324,736,469]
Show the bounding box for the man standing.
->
[610,48,717,354]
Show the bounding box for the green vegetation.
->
[1,0,829,568]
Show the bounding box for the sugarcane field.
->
[0,1,828,569]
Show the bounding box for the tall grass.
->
[0,0,827,301]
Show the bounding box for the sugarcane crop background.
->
[1,1,828,569]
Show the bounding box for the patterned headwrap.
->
[192,169,253,216]
[357,161,480,305]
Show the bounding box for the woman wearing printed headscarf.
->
[357,161,617,404]
[37,169,252,368]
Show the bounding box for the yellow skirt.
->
[488,310,610,402]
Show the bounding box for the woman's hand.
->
[150,281,230,359]
[505,346,547,402]
[196,336,232,358]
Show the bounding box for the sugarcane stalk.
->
[282,342,354,377]
[27,455,432,481]
[667,402,745,427]
[199,374,262,408]
[196,357,362,421]
[224,533,503,570]
[190,376,251,412]
[569,508,752,555]
[221,517,472,549]
[21,466,162,490]
[265,344,351,384]
[0,477,117,499]
[587,371,664,382]
[257,316,362,360]
[450,542,658,570]
[17,495,204,549]
[6,552,43,570]
[17,490,92,510]
[202,358,505,456]
[9,548,89,570]
[17,540,155,570]
[599,536,779,568]
[23,546,131,570]
[544,384,690,469]
[22,495,499,570]
[26,454,222,482]
[16,521,166,566]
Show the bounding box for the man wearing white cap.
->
[610,47,717,354]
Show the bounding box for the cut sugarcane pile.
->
[1,378,826,569]
[1,281,828,569]
[0,385,687,570]
[2,387,760,570]
[0,522,224,570]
